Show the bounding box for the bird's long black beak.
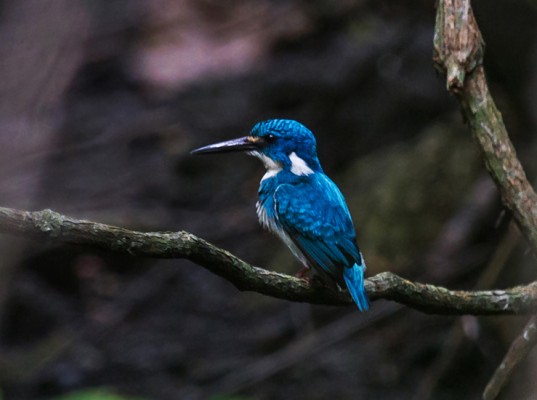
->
[191,136,262,155]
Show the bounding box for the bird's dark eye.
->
[266,134,277,144]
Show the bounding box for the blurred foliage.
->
[209,395,253,400]
[345,121,481,271]
[53,389,145,400]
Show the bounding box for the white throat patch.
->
[289,152,314,176]
[248,151,283,181]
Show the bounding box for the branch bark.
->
[434,0,537,254]
[0,206,536,315]
[483,315,537,400]
[433,1,537,398]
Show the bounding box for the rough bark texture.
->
[1,206,536,315]
[433,1,537,398]
[434,0,537,254]
[460,69,537,253]
[433,0,484,92]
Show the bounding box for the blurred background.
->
[0,0,536,399]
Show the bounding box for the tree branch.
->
[433,1,537,397]
[433,0,537,253]
[0,206,536,315]
[483,315,537,400]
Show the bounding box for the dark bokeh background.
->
[0,1,536,399]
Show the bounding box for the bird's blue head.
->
[192,119,322,175]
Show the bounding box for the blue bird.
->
[192,119,369,311]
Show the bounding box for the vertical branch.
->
[433,0,484,92]
[433,1,537,398]
[433,0,537,253]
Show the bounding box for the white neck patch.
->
[248,151,283,181]
[289,152,314,176]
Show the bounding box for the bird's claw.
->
[294,265,311,279]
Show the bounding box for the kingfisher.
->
[192,119,369,311]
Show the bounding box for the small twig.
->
[0,206,536,315]
[483,315,537,400]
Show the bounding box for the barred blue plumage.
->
[192,119,369,311]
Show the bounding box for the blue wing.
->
[273,173,369,311]
[274,174,363,282]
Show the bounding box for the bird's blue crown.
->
[250,119,322,172]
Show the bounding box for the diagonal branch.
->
[434,0,537,254]
[0,206,536,315]
[482,314,537,400]
[461,68,537,253]
[433,1,537,398]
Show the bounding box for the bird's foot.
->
[294,265,311,279]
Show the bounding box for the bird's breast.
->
[256,200,279,234]
[256,198,310,267]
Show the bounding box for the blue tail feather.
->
[342,264,369,312]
